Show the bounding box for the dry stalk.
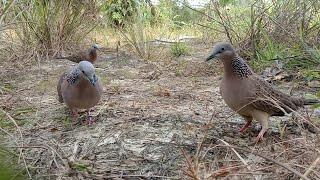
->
[89,174,179,179]
[181,122,214,180]
[0,108,32,179]
[182,3,223,26]
[218,139,259,180]
[211,1,234,44]
[300,157,320,180]
[181,149,201,180]
[216,144,311,180]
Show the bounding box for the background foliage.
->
[0,0,319,75]
[0,0,319,178]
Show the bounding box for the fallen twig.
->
[301,157,320,180]
[218,139,259,180]
[1,108,32,179]
[217,144,311,180]
[90,174,180,179]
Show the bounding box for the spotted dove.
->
[56,44,100,63]
[57,61,103,125]
[206,42,319,142]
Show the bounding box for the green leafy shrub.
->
[13,0,100,56]
[203,0,320,73]
[171,42,189,57]
[302,70,320,81]
[102,0,137,28]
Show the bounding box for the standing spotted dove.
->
[206,42,319,142]
[57,61,103,125]
[56,44,100,63]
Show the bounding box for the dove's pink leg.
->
[255,128,267,142]
[71,109,78,122]
[239,116,252,133]
[252,110,269,143]
[86,109,94,125]
[239,121,251,133]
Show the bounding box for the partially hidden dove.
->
[206,42,319,142]
[56,44,100,63]
[57,61,103,125]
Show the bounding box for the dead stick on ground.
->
[300,157,320,180]
[1,109,32,179]
[217,144,310,180]
[218,139,259,180]
[90,174,179,179]
[70,141,80,163]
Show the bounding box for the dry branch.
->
[218,144,311,180]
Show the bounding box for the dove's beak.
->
[87,74,97,85]
[206,50,221,61]
[206,53,216,61]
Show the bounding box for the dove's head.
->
[78,61,98,85]
[206,42,236,62]
[92,44,100,50]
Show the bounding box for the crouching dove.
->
[206,42,319,142]
[56,44,100,64]
[57,61,102,125]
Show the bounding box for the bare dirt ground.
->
[1,41,319,179]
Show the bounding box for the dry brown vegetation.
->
[1,0,320,179]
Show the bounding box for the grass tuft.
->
[171,42,189,57]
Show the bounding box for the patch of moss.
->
[0,147,26,180]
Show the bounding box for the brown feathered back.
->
[249,76,308,116]
[56,44,99,63]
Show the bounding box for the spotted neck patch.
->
[66,68,81,85]
[231,56,253,78]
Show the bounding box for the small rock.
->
[98,137,116,146]
[314,108,320,117]
[307,81,320,88]
[144,152,163,161]
[123,139,146,156]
